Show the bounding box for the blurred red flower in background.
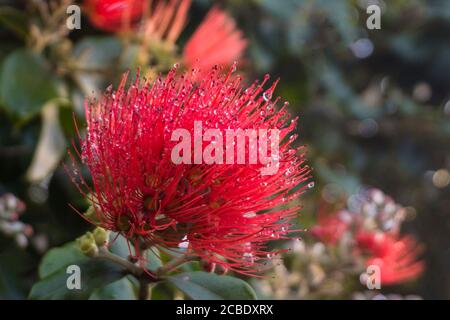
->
[84,0,147,32]
[183,7,247,71]
[142,0,191,44]
[310,215,348,245]
[310,204,349,245]
[69,66,310,275]
[311,189,424,286]
[357,231,424,285]
[83,1,246,70]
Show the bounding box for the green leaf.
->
[72,37,122,94]
[166,271,257,300]
[39,235,132,280]
[38,242,87,279]
[0,49,61,120]
[109,232,132,258]
[29,259,126,300]
[33,240,129,300]
[144,247,163,272]
[73,37,122,70]
[89,277,136,300]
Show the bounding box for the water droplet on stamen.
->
[263,92,272,102]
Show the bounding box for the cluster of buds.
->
[75,227,147,282]
[77,226,111,257]
[254,188,424,299]
[0,193,33,248]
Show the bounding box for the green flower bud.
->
[77,232,98,257]
[93,227,110,247]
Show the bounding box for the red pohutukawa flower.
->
[311,214,348,245]
[183,7,247,71]
[310,203,349,245]
[69,65,311,275]
[357,231,424,285]
[84,0,147,32]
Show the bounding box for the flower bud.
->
[77,232,98,257]
[93,227,110,247]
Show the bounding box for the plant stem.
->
[95,247,195,299]
[96,247,143,277]
[138,279,150,300]
[157,255,197,276]
[96,248,161,299]
[96,247,159,284]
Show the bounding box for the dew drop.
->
[244,211,257,218]
[263,92,272,102]
[231,62,237,73]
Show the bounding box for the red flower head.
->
[84,0,147,32]
[357,231,424,285]
[310,203,350,245]
[69,65,311,275]
[183,7,247,71]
